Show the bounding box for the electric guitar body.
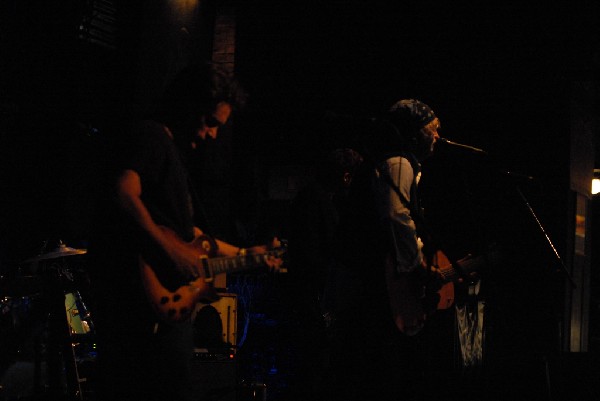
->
[140,226,284,323]
[386,250,486,336]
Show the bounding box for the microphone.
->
[437,137,488,155]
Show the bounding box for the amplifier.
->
[192,293,238,350]
[190,354,237,401]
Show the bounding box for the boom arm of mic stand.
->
[515,186,576,288]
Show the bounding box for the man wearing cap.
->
[328,99,442,401]
[378,98,442,329]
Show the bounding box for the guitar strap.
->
[375,153,430,244]
[375,153,448,270]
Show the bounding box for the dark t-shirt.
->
[88,120,195,290]
[126,120,195,242]
[87,120,198,401]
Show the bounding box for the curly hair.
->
[154,62,247,136]
[315,148,364,187]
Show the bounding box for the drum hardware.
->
[23,241,87,264]
[65,291,93,335]
[44,264,93,401]
[0,275,43,299]
[5,240,94,401]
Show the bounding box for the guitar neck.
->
[439,256,481,284]
[440,266,459,283]
[205,253,267,276]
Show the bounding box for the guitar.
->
[139,226,285,323]
[386,250,486,336]
[432,251,484,310]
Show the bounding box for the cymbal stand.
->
[38,260,84,401]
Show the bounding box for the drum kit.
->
[0,240,95,401]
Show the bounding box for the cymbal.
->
[24,243,87,263]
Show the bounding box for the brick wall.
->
[212,5,236,74]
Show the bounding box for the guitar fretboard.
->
[202,248,285,277]
[440,256,481,283]
[205,254,267,276]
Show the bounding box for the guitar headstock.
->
[265,238,288,273]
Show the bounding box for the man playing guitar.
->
[87,63,280,401]
[328,99,447,401]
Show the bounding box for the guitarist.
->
[88,63,280,401]
[328,99,445,401]
[286,148,363,400]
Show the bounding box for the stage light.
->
[593,169,600,196]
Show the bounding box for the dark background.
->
[1,0,596,255]
[1,0,599,399]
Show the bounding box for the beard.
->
[414,135,436,161]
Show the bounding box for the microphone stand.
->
[435,138,575,395]
[438,138,575,288]
[512,183,576,288]
[496,171,575,398]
